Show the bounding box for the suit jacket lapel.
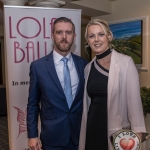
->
[107,50,119,112]
[45,51,64,95]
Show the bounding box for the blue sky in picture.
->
[109,20,142,39]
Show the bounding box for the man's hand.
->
[28,137,42,150]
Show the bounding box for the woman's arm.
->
[126,58,146,133]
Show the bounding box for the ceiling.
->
[0,0,117,26]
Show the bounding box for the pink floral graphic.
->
[13,106,27,138]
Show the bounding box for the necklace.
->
[96,49,112,59]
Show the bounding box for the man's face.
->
[52,22,76,54]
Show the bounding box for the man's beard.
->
[54,38,73,52]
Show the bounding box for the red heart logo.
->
[120,138,135,150]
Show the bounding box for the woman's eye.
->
[98,33,105,37]
[88,35,94,38]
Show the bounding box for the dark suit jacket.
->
[27,51,88,147]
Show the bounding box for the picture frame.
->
[108,16,148,71]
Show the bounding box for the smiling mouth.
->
[94,44,102,47]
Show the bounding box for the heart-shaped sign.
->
[120,138,135,150]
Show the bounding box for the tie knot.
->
[61,57,68,65]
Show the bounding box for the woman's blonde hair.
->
[85,19,114,49]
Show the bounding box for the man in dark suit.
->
[27,17,88,150]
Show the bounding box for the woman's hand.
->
[137,133,142,141]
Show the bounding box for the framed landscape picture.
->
[109,20,142,64]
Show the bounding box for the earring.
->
[85,42,89,48]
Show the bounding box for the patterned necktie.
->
[61,57,73,109]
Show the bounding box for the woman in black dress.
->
[79,19,146,150]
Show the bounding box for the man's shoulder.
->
[31,55,47,65]
[31,53,52,65]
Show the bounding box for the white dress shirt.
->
[53,50,79,100]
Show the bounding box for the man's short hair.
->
[52,17,75,34]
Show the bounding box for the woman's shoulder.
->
[84,62,91,72]
[84,58,95,76]
[112,49,132,63]
[85,57,96,68]
[112,49,137,72]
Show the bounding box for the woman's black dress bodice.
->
[85,60,109,150]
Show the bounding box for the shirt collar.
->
[53,50,72,64]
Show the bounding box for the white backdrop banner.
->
[4,6,81,150]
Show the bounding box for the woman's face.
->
[87,25,110,55]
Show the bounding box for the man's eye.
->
[56,31,62,34]
[66,31,72,34]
